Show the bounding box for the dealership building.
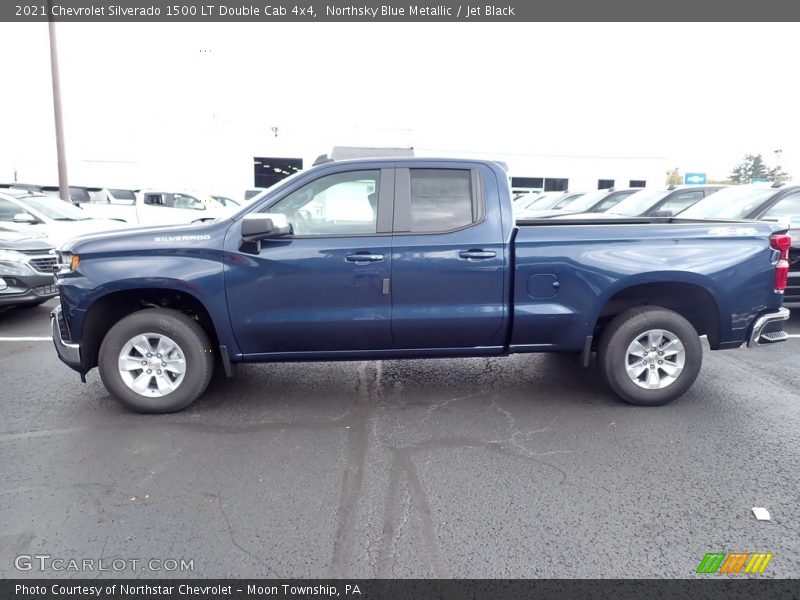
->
[3,123,670,198]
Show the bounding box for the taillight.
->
[775,260,789,291]
[770,233,791,260]
[770,233,792,292]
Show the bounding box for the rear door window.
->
[408,169,474,233]
[144,193,167,206]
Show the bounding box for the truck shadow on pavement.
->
[195,351,619,416]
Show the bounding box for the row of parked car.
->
[513,185,720,219]
[0,184,255,312]
[514,181,800,302]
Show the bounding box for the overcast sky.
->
[1,22,798,184]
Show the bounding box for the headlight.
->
[0,249,25,262]
[54,252,80,277]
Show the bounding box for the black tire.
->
[597,307,702,406]
[98,308,214,413]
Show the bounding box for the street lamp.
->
[773,149,783,182]
[47,0,69,201]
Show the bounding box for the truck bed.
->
[510,218,784,352]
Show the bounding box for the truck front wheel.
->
[98,308,214,413]
[597,307,702,406]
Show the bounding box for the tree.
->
[767,165,790,182]
[729,154,769,184]
[729,154,790,183]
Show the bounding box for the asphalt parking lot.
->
[1,298,798,579]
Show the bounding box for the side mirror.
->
[13,213,37,224]
[241,213,291,241]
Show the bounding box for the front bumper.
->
[746,307,791,347]
[0,272,58,307]
[50,304,82,371]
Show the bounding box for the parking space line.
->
[0,337,53,341]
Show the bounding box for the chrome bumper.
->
[50,305,82,371]
[747,307,791,347]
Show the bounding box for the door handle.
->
[459,250,496,260]
[345,253,384,263]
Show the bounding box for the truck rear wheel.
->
[597,307,702,406]
[98,308,214,413]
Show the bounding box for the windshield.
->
[202,196,226,209]
[523,192,567,211]
[609,189,670,216]
[15,195,92,220]
[679,187,777,219]
[558,189,609,213]
[211,195,240,207]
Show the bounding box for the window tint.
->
[173,193,204,210]
[212,196,239,207]
[611,189,670,216]
[144,193,167,206]
[409,169,473,232]
[680,187,776,219]
[0,199,21,221]
[14,195,91,220]
[109,189,136,200]
[561,189,608,212]
[524,192,568,211]
[660,190,705,215]
[762,191,800,224]
[593,190,636,212]
[69,188,91,203]
[108,189,136,205]
[269,170,380,236]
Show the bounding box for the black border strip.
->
[3,579,800,600]
[5,0,800,22]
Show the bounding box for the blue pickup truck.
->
[51,158,791,413]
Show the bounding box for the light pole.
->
[773,148,783,181]
[47,0,69,202]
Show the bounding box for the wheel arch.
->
[80,287,221,373]
[593,280,721,349]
